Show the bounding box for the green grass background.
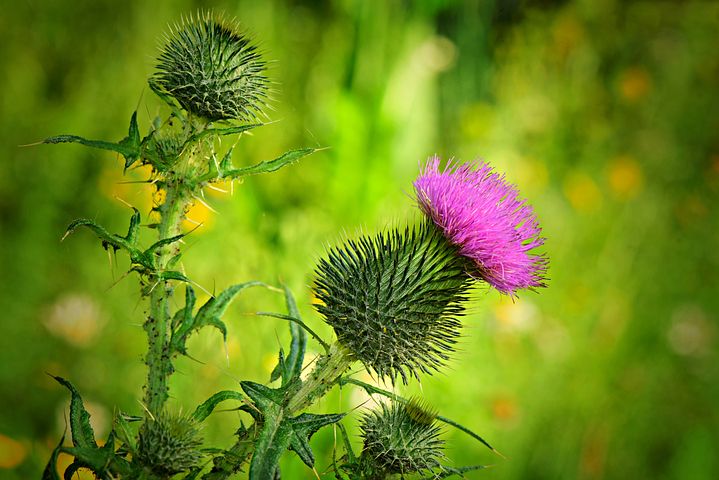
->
[1,0,718,478]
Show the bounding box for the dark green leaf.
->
[288,412,345,467]
[43,112,141,170]
[240,381,285,412]
[172,285,197,330]
[113,411,137,454]
[52,376,97,449]
[248,402,291,480]
[269,348,285,383]
[42,433,64,480]
[429,464,488,479]
[171,281,266,356]
[192,390,245,423]
[257,312,329,352]
[144,233,185,256]
[186,124,262,147]
[223,148,315,180]
[282,285,306,386]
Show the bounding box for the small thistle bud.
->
[153,12,269,122]
[313,223,472,384]
[358,400,443,477]
[137,412,203,476]
[415,157,548,296]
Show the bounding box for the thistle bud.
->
[358,400,443,477]
[137,412,203,476]
[153,13,269,122]
[313,223,472,384]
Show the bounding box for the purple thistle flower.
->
[414,156,547,296]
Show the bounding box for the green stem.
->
[286,342,354,413]
[143,182,189,414]
[203,342,353,479]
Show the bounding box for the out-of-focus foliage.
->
[1,0,717,478]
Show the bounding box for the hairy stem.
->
[143,181,190,414]
[286,342,354,413]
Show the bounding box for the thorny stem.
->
[143,174,191,414]
[286,342,354,413]
[205,343,354,479]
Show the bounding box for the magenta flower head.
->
[414,156,547,296]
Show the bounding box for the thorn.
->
[137,401,155,421]
[19,140,45,147]
[114,196,134,209]
[192,194,218,213]
[205,183,228,194]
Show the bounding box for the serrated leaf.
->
[288,412,345,467]
[62,210,151,270]
[112,411,137,454]
[171,281,265,356]
[248,402,290,480]
[187,124,262,147]
[223,148,315,180]
[42,433,64,480]
[282,285,306,386]
[43,112,141,170]
[52,376,97,449]
[269,348,285,383]
[172,285,196,331]
[240,381,285,412]
[192,390,245,423]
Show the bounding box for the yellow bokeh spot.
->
[619,67,652,102]
[563,171,603,213]
[182,199,215,232]
[98,163,153,212]
[0,433,27,468]
[607,155,644,200]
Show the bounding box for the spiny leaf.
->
[192,391,245,423]
[282,285,306,386]
[171,281,266,356]
[240,381,285,413]
[198,147,317,183]
[42,433,64,480]
[42,112,141,170]
[186,124,262,146]
[51,376,97,449]
[248,402,290,480]
[257,312,329,352]
[224,148,316,179]
[288,412,345,467]
[113,411,138,454]
[429,464,488,479]
[339,377,499,455]
[62,209,152,270]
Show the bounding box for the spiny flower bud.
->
[313,222,472,384]
[358,399,443,477]
[137,412,203,476]
[415,157,548,296]
[153,12,269,122]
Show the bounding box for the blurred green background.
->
[1,0,718,478]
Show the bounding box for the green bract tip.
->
[313,222,472,384]
[153,12,270,122]
[359,401,444,477]
[137,412,203,476]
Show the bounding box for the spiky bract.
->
[415,156,547,296]
[313,222,472,384]
[153,13,269,121]
[359,401,444,477]
[137,412,203,476]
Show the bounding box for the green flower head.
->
[313,222,473,384]
[153,12,270,122]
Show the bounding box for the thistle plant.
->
[40,11,547,480]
